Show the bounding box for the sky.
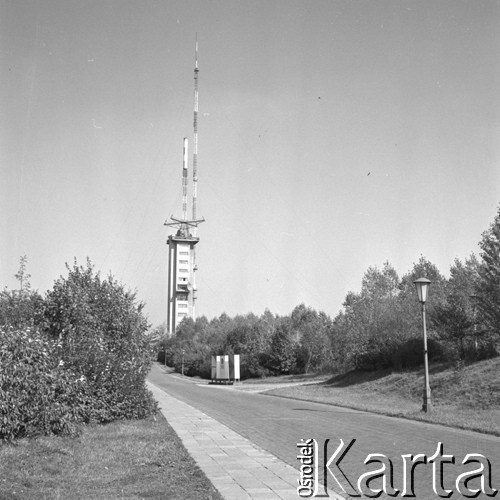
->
[1,0,499,327]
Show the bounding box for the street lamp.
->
[181,348,185,376]
[414,277,432,412]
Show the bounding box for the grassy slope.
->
[261,357,500,436]
[0,414,223,500]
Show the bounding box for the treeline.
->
[0,259,157,441]
[159,206,500,379]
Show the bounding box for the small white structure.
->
[211,354,240,384]
[230,354,240,382]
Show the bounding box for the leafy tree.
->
[151,323,168,363]
[205,313,233,356]
[175,317,196,343]
[448,255,480,300]
[332,263,403,370]
[476,205,500,342]
[328,311,358,373]
[433,256,480,360]
[332,291,368,370]
[0,256,44,329]
[14,255,31,293]
[267,317,296,374]
[398,256,447,309]
[361,262,399,300]
[291,304,330,373]
[224,314,270,378]
[397,256,447,339]
[165,317,207,375]
[191,315,208,339]
[260,308,277,340]
[433,301,471,360]
[332,258,449,371]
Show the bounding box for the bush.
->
[0,289,45,330]
[43,260,158,423]
[0,327,88,441]
[1,259,159,441]
[354,336,450,372]
[389,337,449,370]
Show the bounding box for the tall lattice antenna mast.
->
[192,36,199,231]
[191,36,201,315]
[182,137,188,222]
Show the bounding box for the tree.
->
[433,301,471,360]
[205,313,233,356]
[194,315,209,334]
[398,256,447,338]
[361,262,399,301]
[291,304,331,373]
[432,256,480,360]
[332,258,449,372]
[175,317,196,343]
[14,255,31,293]
[0,256,44,329]
[448,255,480,301]
[332,263,403,370]
[398,256,447,307]
[476,205,500,341]
[267,317,296,374]
[150,323,168,363]
[224,314,270,378]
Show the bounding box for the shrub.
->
[0,327,88,441]
[43,260,158,423]
[0,259,157,441]
[0,289,45,330]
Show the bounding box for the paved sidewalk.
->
[147,381,344,500]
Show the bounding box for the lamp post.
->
[414,277,432,412]
[181,348,185,376]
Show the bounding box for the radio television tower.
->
[164,40,205,334]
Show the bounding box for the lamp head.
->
[413,277,431,304]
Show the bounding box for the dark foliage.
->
[0,328,87,440]
[43,260,157,424]
[476,206,500,340]
[0,259,157,441]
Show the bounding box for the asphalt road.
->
[148,364,499,499]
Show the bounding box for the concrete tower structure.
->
[164,42,204,334]
[165,217,201,333]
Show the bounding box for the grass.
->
[0,414,223,500]
[256,357,500,436]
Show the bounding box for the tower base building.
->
[166,228,199,333]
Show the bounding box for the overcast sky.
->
[2,0,499,326]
